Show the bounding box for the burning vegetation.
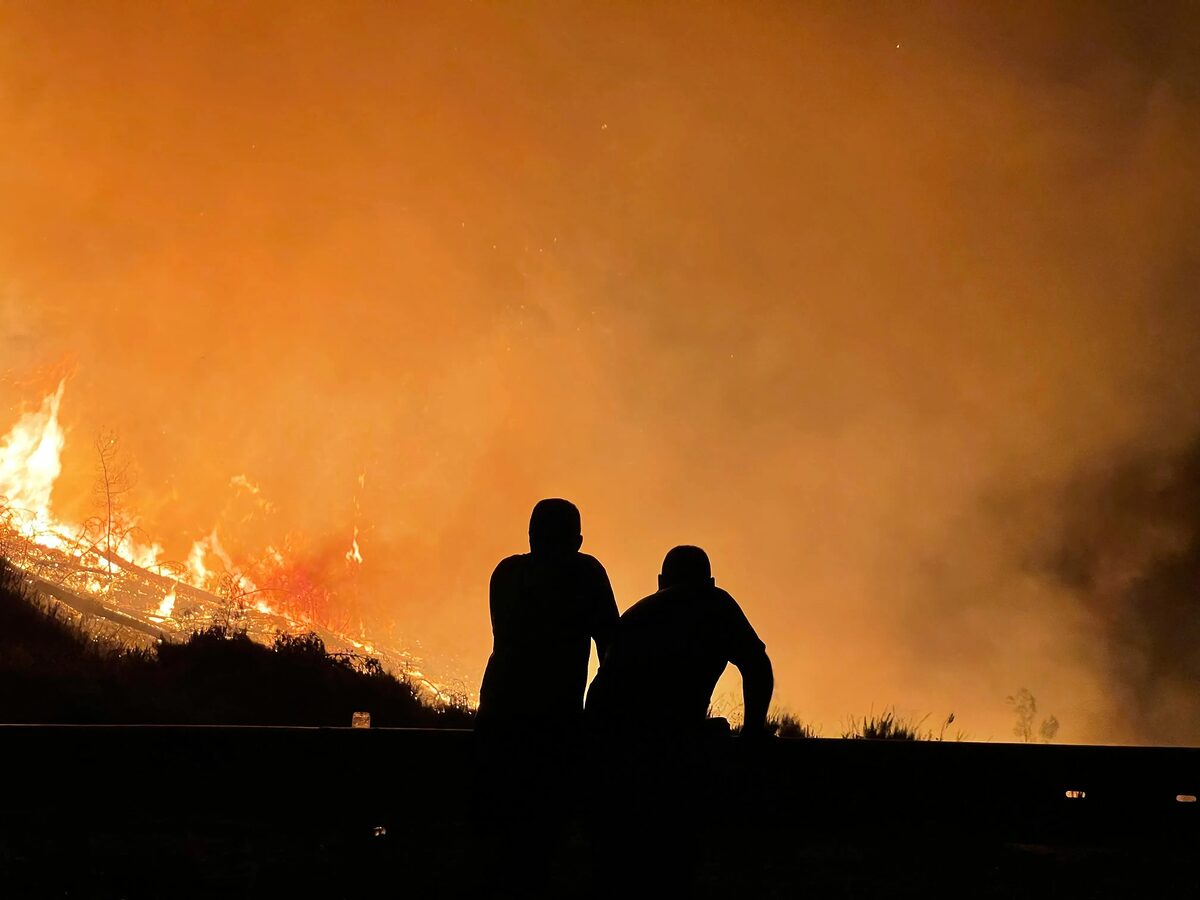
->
[0,557,472,726]
[0,379,465,712]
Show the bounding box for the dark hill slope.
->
[0,559,472,727]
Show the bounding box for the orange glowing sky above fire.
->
[3,3,1200,742]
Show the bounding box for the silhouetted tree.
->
[1007,688,1059,742]
[84,430,136,577]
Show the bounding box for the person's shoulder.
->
[709,585,739,605]
[574,552,610,579]
[707,586,764,650]
[491,554,530,578]
[621,588,665,619]
[704,585,747,616]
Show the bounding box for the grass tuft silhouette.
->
[765,710,820,738]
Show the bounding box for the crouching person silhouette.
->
[586,545,774,898]
[473,499,618,898]
[586,544,773,734]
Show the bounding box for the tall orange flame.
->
[0,380,65,533]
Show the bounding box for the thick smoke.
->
[1,3,1199,741]
[1031,437,1200,745]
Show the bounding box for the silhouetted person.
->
[585,546,774,897]
[477,498,619,731]
[473,499,618,898]
[586,544,773,734]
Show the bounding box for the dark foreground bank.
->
[1,725,1196,899]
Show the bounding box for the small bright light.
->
[1177,794,1197,803]
[352,711,371,729]
[1065,790,1086,799]
[373,826,387,837]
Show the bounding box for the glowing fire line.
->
[0,381,456,704]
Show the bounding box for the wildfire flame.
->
[346,526,364,565]
[154,586,176,619]
[0,381,456,704]
[0,381,65,534]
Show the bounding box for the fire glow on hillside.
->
[0,380,455,703]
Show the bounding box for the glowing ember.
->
[155,586,177,619]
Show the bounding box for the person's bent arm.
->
[737,649,774,736]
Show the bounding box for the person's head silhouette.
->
[658,545,716,590]
[528,498,583,557]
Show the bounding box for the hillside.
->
[0,558,473,728]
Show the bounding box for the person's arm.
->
[736,649,774,736]
[590,561,620,662]
[488,558,518,643]
[477,558,519,724]
[719,589,773,735]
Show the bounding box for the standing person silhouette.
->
[473,499,618,898]
[477,498,619,731]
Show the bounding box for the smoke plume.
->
[2,2,1199,741]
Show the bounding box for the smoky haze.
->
[2,2,1199,742]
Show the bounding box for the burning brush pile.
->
[0,380,465,714]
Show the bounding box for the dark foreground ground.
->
[1,726,1197,899]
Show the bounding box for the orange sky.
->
[3,2,1200,742]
